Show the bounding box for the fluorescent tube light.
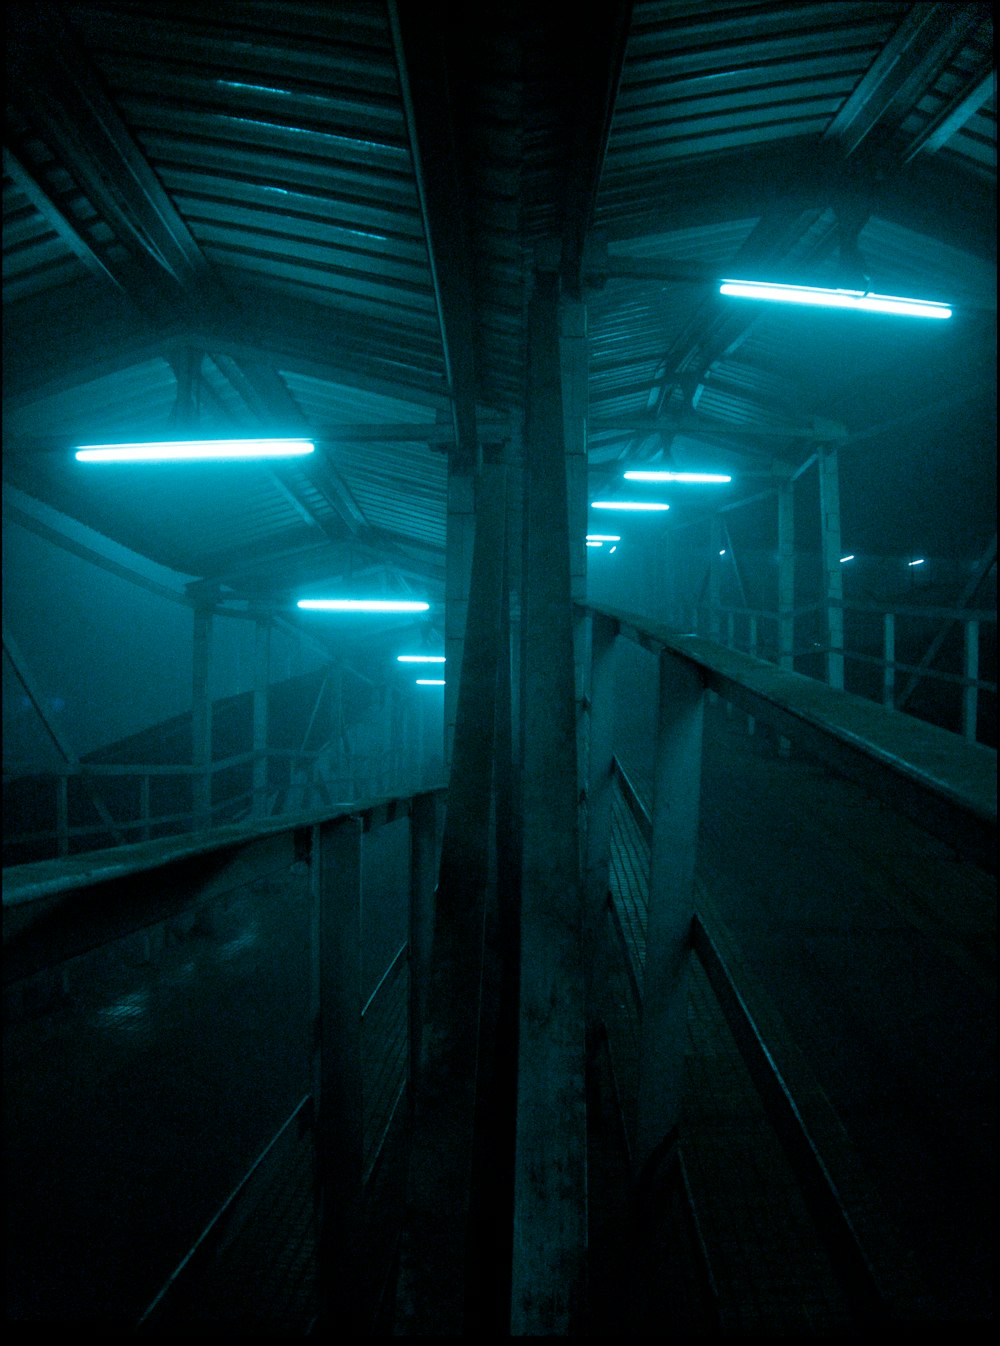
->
[396,655,446,663]
[719,549,726,556]
[609,545,617,554]
[416,679,446,686]
[586,540,603,547]
[586,534,621,542]
[297,599,430,612]
[840,554,855,563]
[75,438,315,461]
[719,279,952,320]
[591,501,669,511]
[624,470,731,483]
[908,559,925,567]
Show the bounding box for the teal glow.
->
[397,655,446,663]
[591,501,669,511]
[624,470,731,483]
[75,438,315,461]
[298,599,430,612]
[586,534,621,542]
[416,679,445,686]
[719,279,952,320]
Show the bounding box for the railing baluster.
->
[310,814,365,1333]
[636,648,705,1180]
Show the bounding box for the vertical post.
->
[585,613,618,1009]
[635,649,705,1178]
[56,773,69,857]
[310,814,365,1333]
[708,515,722,640]
[882,612,896,710]
[747,614,758,735]
[140,774,151,842]
[445,465,476,768]
[725,611,735,718]
[819,445,845,689]
[512,271,586,1336]
[252,617,270,819]
[777,479,795,756]
[561,297,589,823]
[192,606,213,830]
[962,620,979,743]
[408,791,439,1111]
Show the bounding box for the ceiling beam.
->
[903,60,997,161]
[388,0,480,471]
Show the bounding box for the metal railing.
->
[583,601,996,1323]
[667,599,996,743]
[3,785,445,1331]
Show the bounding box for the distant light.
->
[719,549,726,556]
[416,679,446,686]
[586,534,621,542]
[624,470,732,483]
[297,599,430,612]
[586,540,603,547]
[396,654,445,663]
[840,554,855,563]
[609,546,617,554]
[719,279,952,320]
[591,501,669,511]
[75,438,315,461]
[908,558,926,567]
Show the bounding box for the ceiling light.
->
[624,470,731,483]
[586,534,621,542]
[396,654,446,663]
[297,599,430,612]
[908,559,926,567]
[609,546,617,554]
[840,554,855,563]
[415,679,446,686]
[586,540,603,547]
[591,501,669,511]
[74,438,316,461]
[719,279,952,320]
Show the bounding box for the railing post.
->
[777,479,795,756]
[445,464,476,769]
[310,814,365,1333]
[585,612,618,1012]
[140,774,151,843]
[818,443,845,690]
[962,619,979,743]
[635,648,705,1180]
[192,605,213,831]
[882,612,896,710]
[252,616,270,819]
[747,614,758,736]
[56,773,69,857]
[407,791,438,1111]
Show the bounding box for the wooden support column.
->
[192,606,213,830]
[395,462,507,1336]
[635,649,705,1178]
[310,815,365,1333]
[511,271,587,1336]
[252,616,270,819]
[445,464,476,768]
[819,444,845,690]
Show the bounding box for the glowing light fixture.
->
[840,554,855,563]
[586,534,621,543]
[297,599,430,612]
[624,470,731,483]
[586,540,603,548]
[719,549,727,556]
[591,500,669,511]
[908,558,926,567]
[719,279,951,320]
[416,679,445,686]
[75,438,315,461]
[397,654,445,663]
[609,545,617,554]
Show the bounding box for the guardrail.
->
[583,601,996,1323]
[3,784,445,1331]
[667,600,996,743]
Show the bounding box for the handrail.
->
[587,603,996,872]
